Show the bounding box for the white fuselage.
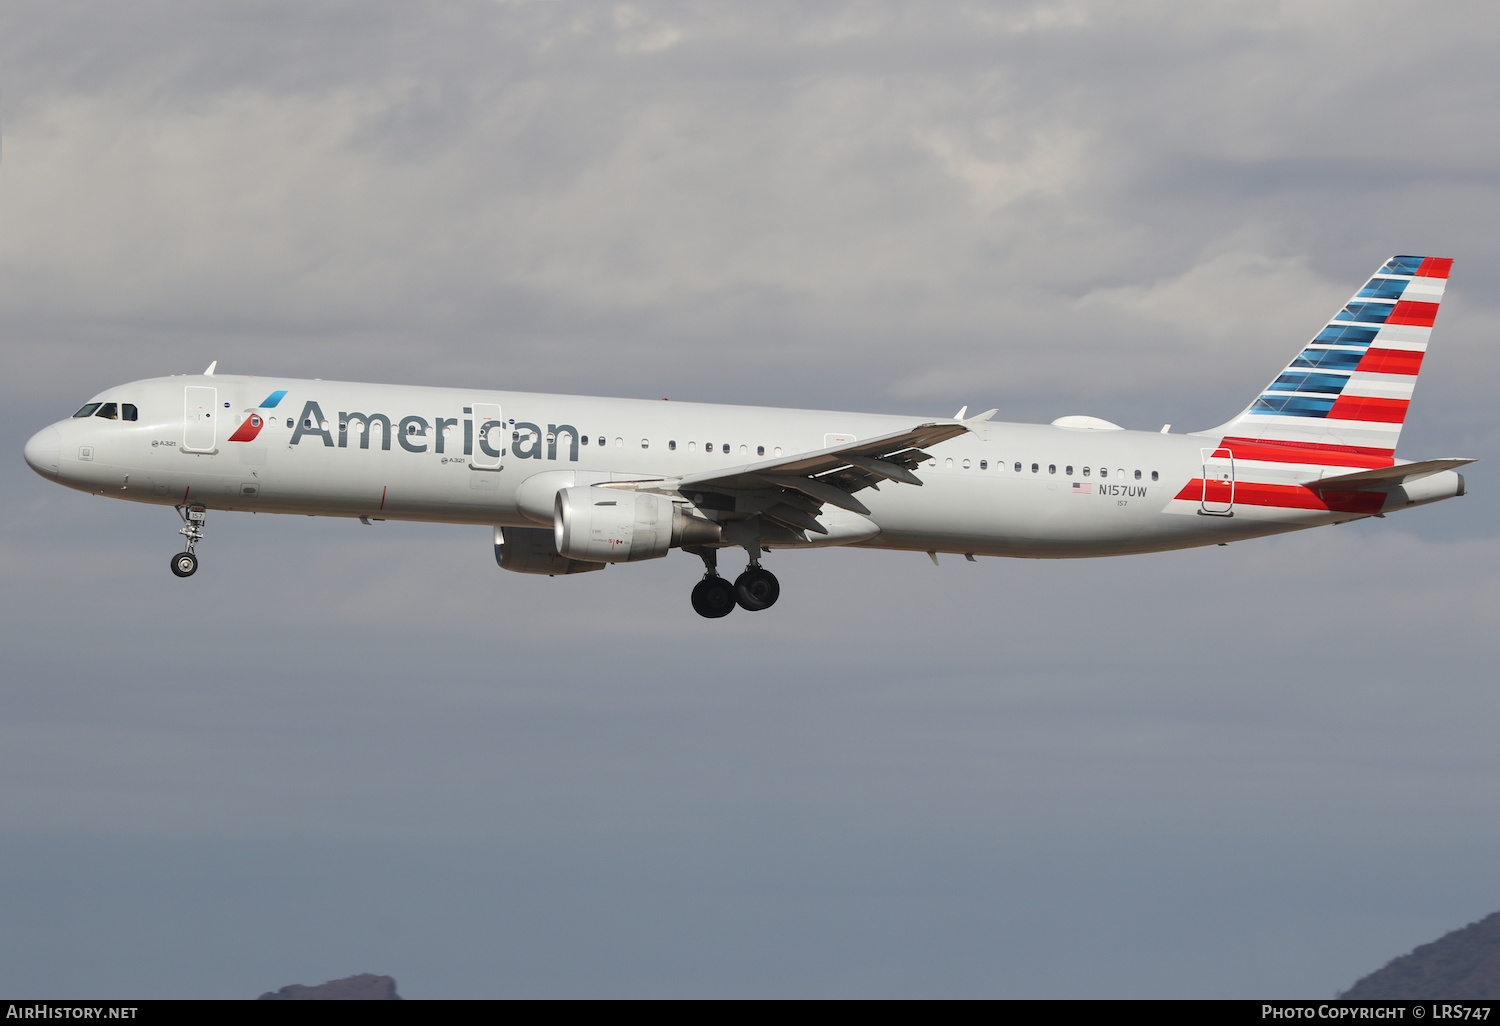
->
[24,373,1462,561]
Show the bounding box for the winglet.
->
[204,361,218,376]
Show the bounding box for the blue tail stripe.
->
[1291,350,1364,371]
[1355,278,1408,300]
[1250,395,1336,417]
[1334,301,1395,324]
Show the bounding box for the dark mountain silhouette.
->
[258,973,402,1000]
[1341,910,1500,999]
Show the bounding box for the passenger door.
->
[471,402,503,470]
[1200,447,1234,515]
[183,386,218,453]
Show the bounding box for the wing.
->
[671,420,970,537]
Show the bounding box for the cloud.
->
[3,0,1500,998]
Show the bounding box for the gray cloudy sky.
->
[3,1,1500,998]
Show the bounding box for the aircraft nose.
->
[24,424,61,479]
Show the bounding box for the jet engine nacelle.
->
[554,486,721,563]
[494,525,606,575]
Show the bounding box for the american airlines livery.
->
[24,255,1474,618]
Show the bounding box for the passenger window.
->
[689,441,697,452]
[740,444,748,455]
[757,446,765,456]
[669,440,677,451]
[1151,471,1159,482]
[641,439,649,449]
[706,441,713,451]
[1134,469,1141,480]
[722,444,729,454]
[1048,464,1056,474]
[1065,465,1073,475]
[73,403,102,418]
[94,403,119,420]
[122,404,138,421]
[580,435,589,445]
[980,460,988,470]
[774,447,782,456]
[1031,463,1038,473]
[945,458,954,468]
[1083,467,1091,477]
[1013,462,1021,472]
[1100,467,1108,478]
[615,437,623,448]
[962,459,970,469]
[598,437,605,447]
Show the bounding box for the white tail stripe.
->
[1342,377,1416,400]
[1374,325,1431,345]
[1364,338,1428,353]
[1401,277,1447,299]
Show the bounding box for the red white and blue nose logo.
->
[227,390,287,442]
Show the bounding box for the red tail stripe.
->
[1386,300,1439,327]
[1355,348,1424,375]
[1173,479,1387,514]
[1217,436,1394,467]
[1416,257,1453,279]
[1328,396,1409,423]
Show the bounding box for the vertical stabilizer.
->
[1198,255,1451,459]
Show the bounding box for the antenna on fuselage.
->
[203,361,217,376]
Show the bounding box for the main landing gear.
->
[687,546,780,618]
[170,505,206,578]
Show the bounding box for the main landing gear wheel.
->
[734,567,780,611]
[691,577,736,618]
[170,551,198,578]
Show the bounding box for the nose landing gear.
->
[170,505,206,578]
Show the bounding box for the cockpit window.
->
[122,404,138,421]
[94,403,119,420]
[73,403,101,418]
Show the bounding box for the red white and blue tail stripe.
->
[1202,255,1450,460]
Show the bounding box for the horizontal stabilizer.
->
[1311,457,1477,490]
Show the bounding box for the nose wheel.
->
[171,505,206,578]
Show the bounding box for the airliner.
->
[23,255,1473,617]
